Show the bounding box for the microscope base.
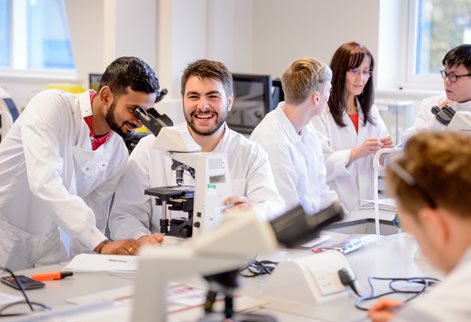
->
[199,312,277,322]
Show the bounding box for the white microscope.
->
[131,202,345,322]
[431,104,471,133]
[134,107,232,239]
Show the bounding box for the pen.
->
[31,271,73,281]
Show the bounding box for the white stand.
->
[372,148,401,235]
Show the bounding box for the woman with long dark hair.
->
[311,42,392,212]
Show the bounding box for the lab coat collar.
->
[78,90,94,118]
[274,102,303,144]
[339,98,366,136]
[213,123,231,152]
[451,245,471,274]
[454,98,471,111]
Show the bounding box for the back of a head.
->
[180,59,233,97]
[442,44,471,72]
[98,56,160,96]
[281,57,331,105]
[386,131,471,218]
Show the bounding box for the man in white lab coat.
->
[250,57,339,215]
[108,59,284,244]
[0,57,159,270]
[369,131,471,322]
[403,44,471,140]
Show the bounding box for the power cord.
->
[338,267,440,311]
[0,266,50,317]
[240,260,278,278]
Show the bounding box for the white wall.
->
[250,0,380,79]
[0,0,439,115]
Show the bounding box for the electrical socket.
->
[309,265,347,296]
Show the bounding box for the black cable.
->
[239,260,278,278]
[0,266,50,317]
[0,301,50,317]
[352,276,440,311]
[0,267,34,311]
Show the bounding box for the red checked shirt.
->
[84,91,111,150]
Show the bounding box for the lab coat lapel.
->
[342,111,357,138]
[357,110,367,142]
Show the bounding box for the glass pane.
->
[0,0,9,67]
[416,0,471,75]
[27,0,74,69]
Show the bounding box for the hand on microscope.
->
[138,233,164,246]
[223,196,252,212]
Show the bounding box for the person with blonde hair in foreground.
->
[368,131,471,322]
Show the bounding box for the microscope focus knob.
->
[194,221,200,228]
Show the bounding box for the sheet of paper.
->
[0,292,23,306]
[300,234,332,248]
[64,254,138,273]
[66,282,265,318]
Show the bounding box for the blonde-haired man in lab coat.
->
[108,59,284,244]
[0,57,159,270]
[250,57,340,214]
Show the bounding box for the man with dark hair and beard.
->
[0,56,159,270]
[108,59,284,244]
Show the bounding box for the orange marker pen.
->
[31,271,73,281]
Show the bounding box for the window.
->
[0,0,74,71]
[0,0,9,67]
[406,0,471,86]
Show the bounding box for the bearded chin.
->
[188,119,225,136]
[186,109,227,136]
[105,109,129,139]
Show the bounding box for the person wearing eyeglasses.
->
[368,130,471,322]
[403,44,471,140]
[310,42,392,213]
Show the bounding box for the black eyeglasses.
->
[388,160,437,209]
[440,70,471,83]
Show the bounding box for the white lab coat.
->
[310,104,390,212]
[393,246,471,321]
[0,89,128,270]
[402,94,471,141]
[108,124,284,240]
[250,103,339,215]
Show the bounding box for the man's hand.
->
[97,239,142,255]
[223,196,252,212]
[368,299,403,322]
[138,233,164,246]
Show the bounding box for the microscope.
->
[134,107,233,239]
[131,202,345,322]
[431,105,471,133]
